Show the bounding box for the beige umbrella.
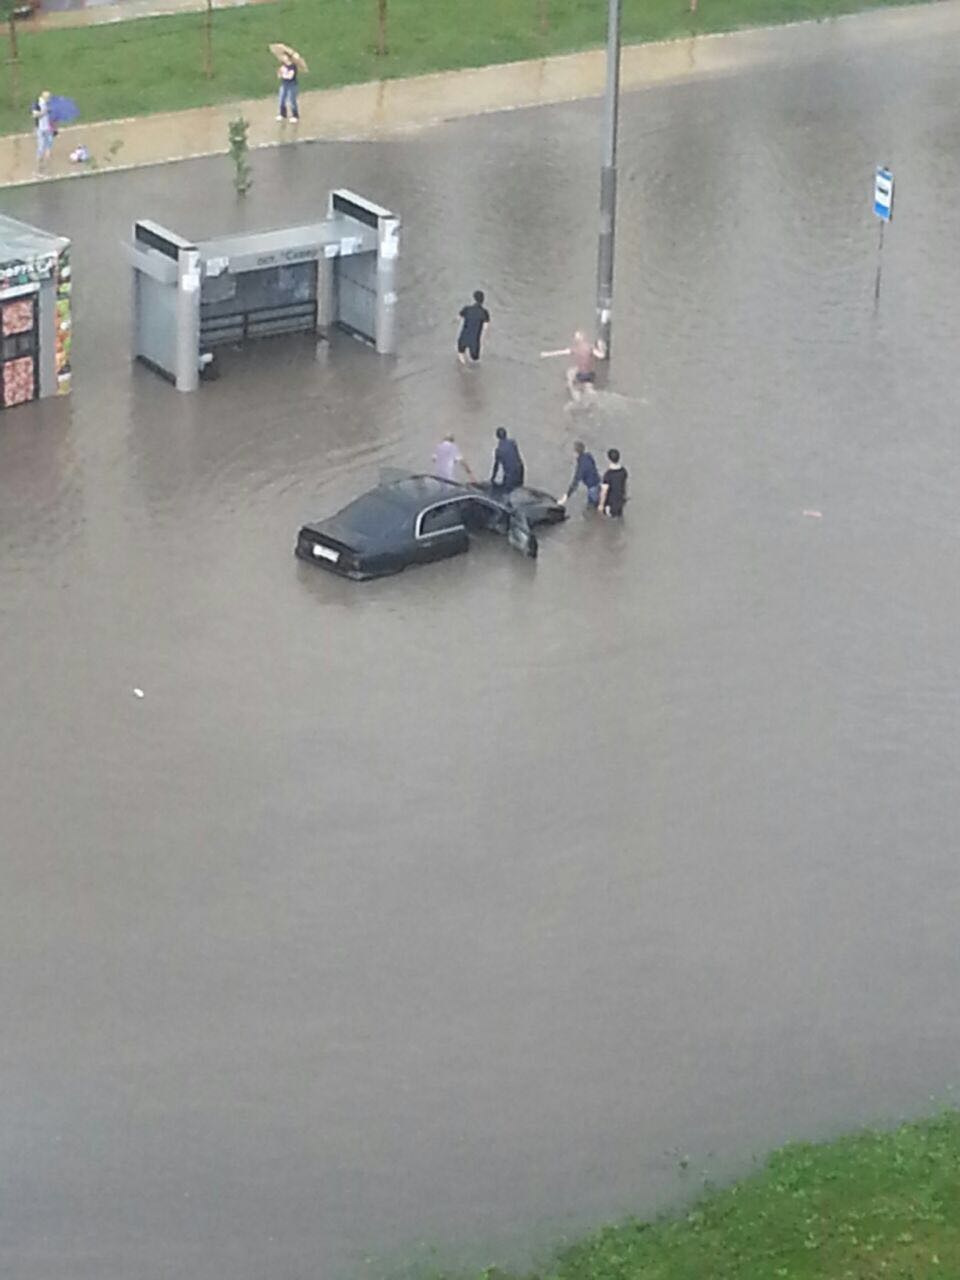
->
[269,43,309,73]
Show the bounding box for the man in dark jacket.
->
[598,447,628,517]
[456,289,491,365]
[490,427,525,492]
[558,440,600,509]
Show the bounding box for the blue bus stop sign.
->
[874,167,894,221]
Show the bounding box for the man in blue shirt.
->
[558,440,600,509]
[490,427,525,492]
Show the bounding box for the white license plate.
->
[312,543,340,563]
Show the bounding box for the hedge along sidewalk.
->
[1,0,953,187]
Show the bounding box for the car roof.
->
[381,475,473,508]
[305,476,479,547]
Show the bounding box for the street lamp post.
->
[595,0,622,360]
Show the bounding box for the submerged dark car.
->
[295,475,566,580]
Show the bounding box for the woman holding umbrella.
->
[270,44,307,123]
[31,92,80,172]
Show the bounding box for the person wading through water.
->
[456,290,491,366]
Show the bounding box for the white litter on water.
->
[133,688,145,698]
[802,510,823,519]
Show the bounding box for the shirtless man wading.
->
[565,331,602,402]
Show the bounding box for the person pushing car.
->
[558,440,600,509]
[433,433,475,483]
[490,427,524,493]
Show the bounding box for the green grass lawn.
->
[441,1112,960,1280]
[0,0,934,137]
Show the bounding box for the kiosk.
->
[128,190,400,392]
[0,215,71,410]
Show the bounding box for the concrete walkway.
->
[32,0,271,32]
[2,0,954,188]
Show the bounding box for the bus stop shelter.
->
[127,190,399,392]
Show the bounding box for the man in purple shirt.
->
[432,434,474,482]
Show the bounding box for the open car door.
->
[507,510,538,558]
[462,493,539,558]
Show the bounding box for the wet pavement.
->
[3,8,960,1279]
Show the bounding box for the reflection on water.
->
[3,11,960,1279]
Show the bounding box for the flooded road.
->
[3,12,960,1279]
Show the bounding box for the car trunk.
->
[295,527,359,574]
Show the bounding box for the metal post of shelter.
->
[176,247,201,393]
[375,216,400,356]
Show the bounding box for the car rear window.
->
[333,492,411,536]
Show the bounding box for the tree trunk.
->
[376,0,387,56]
[203,0,213,79]
[7,14,19,111]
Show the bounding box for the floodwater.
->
[3,12,960,1279]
